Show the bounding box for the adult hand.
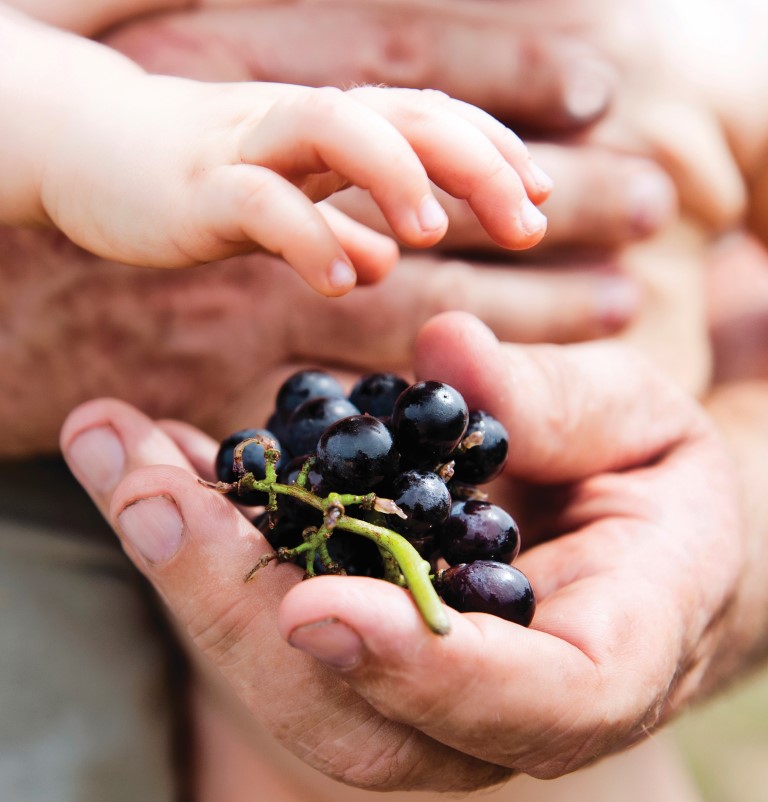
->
[60,311,742,790]
[100,1,614,131]
[0,227,636,457]
[464,0,765,233]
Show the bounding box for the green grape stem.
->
[256,477,449,634]
[224,436,450,635]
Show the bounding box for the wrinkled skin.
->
[0,227,648,457]
[60,312,743,791]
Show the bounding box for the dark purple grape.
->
[349,372,409,418]
[277,455,327,525]
[391,469,451,536]
[451,410,509,484]
[392,381,468,468]
[265,411,292,454]
[437,499,520,565]
[316,415,399,494]
[436,561,535,626]
[257,520,384,577]
[278,455,327,495]
[313,531,385,577]
[254,513,305,551]
[284,396,359,456]
[275,369,346,422]
[408,532,438,562]
[215,428,282,506]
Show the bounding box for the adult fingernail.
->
[519,199,547,236]
[117,496,183,565]
[563,61,613,122]
[627,172,677,235]
[288,618,363,670]
[328,258,356,290]
[418,196,448,233]
[66,425,126,494]
[597,275,642,331]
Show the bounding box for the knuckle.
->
[375,87,452,129]
[278,85,347,122]
[482,151,516,188]
[413,87,451,106]
[524,345,591,469]
[404,87,452,122]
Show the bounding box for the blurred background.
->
[675,666,768,802]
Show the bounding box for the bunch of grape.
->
[212,369,535,634]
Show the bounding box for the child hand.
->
[38,68,551,295]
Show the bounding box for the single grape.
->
[277,455,327,525]
[215,427,281,506]
[408,532,438,562]
[253,513,305,551]
[391,469,451,536]
[349,372,409,418]
[437,499,520,565]
[451,410,509,484]
[265,410,291,453]
[436,561,535,626]
[284,396,359,456]
[313,531,385,578]
[316,415,399,494]
[275,369,346,422]
[447,481,486,502]
[392,381,468,468]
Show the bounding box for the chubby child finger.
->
[240,87,450,248]
[201,163,358,296]
[349,86,549,249]
[317,201,400,286]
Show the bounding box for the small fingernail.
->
[528,160,554,194]
[117,496,183,565]
[597,275,642,331]
[519,199,547,236]
[328,258,356,290]
[66,425,126,494]
[418,196,448,233]
[563,61,612,122]
[288,618,363,670]
[627,172,677,235]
